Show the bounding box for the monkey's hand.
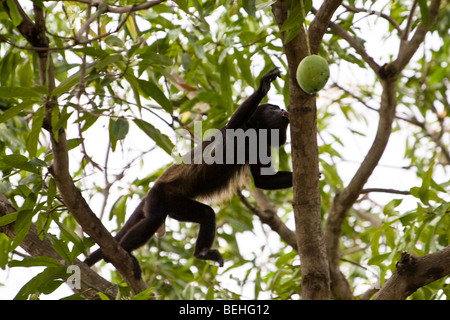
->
[259,67,281,95]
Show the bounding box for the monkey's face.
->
[248,103,289,145]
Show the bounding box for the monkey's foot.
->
[195,249,224,267]
[103,253,142,279]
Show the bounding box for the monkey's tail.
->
[84,248,104,266]
[84,218,165,266]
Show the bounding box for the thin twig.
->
[341,4,402,34]
[360,188,410,195]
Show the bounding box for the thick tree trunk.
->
[271,0,345,300]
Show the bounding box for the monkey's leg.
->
[117,212,166,279]
[167,197,224,267]
[84,200,146,267]
[118,195,166,253]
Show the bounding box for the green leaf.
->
[133,119,174,156]
[0,123,25,149]
[47,177,57,205]
[275,250,297,268]
[26,107,45,158]
[105,35,124,48]
[98,292,111,300]
[14,267,67,300]
[109,195,128,227]
[124,72,142,108]
[131,285,156,300]
[399,211,418,226]
[383,199,403,216]
[181,53,191,69]
[67,138,83,151]
[125,15,138,41]
[0,87,45,99]
[110,118,129,151]
[415,161,435,204]
[54,220,87,256]
[12,209,36,250]
[73,47,106,57]
[370,231,380,257]
[6,0,23,26]
[0,211,18,227]
[280,0,312,44]
[0,233,11,269]
[385,227,396,249]
[0,154,39,173]
[280,1,304,32]
[111,118,129,140]
[9,256,61,268]
[0,103,27,123]
[137,79,173,113]
[52,64,94,97]
[417,0,430,26]
[320,160,343,188]
[194,43,206,59]
[283,24,303,45]
[45,234,72,263]
[235,52,255,87]
[219,56,233,115]
[367,252,391,266]
[138,49,173,66]
[428,66,448,85]
[52,72,81,97]
[242,0,256,17]
[96,54,123,70]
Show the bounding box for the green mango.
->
[296,55,330,94]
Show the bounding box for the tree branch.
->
[400,0,418,51]
[325,19,381,74]
[324,0,442,299]
[374,248,450,300]
[309,0,343,52]
[272,0,343,300]
[238,188,298,252]
[325,76,398,299]
[341,4,402,35]
[48,129,146,294]
[43,0,167,14]
[390,0,441,74]
[0,193,118,299]
[4,0,147,294]
[360,188,410,195]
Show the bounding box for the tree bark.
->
[0,193,118,300]
[323,0,442,299]
[239,187,298,251]
[374,248,450,300]
[272,0,343,300]
[3,0,147,294]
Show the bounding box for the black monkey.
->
[85,68,292,278]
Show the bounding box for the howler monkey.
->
[85,68,292,278]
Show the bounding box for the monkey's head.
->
[248,103,290,146]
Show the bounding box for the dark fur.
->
[85,68,292,278]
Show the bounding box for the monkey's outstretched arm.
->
[227,68,281,129]
[250,164,292,190]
